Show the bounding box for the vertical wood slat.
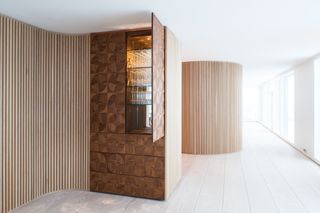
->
[182,61,242,154]
[0,15,90,213]
[0,15,3,212]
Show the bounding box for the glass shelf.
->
[127,67,152,69]
[127,34,152,51]
[127,84,152,87]
[127,127,152,135]
[127,49,151,69]
[127,103,152,106]
[126,67,151,86]
[127,48,151,52]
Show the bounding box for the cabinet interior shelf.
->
[127,67,151,69]
[127,48,151,52]
[127,103,152,106]
[126,31,152,135]
[126,128,152,135]
[127,85,152,87]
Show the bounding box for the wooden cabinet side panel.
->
[152,14,165,142]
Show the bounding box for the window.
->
[261,82,274,129]
[314,59,320,160]
[286,74,295,142]
[260,72,295,143]
[281,73,295,142]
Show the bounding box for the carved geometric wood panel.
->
[152,14,165,142]
[90,30,165,200]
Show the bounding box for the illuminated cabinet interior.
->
[126,31,153,134]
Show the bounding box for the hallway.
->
[13,123,320,213]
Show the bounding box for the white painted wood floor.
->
[12,122,320,213]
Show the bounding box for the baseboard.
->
[256,121,320,167]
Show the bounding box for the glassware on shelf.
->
[127,86,152,105]
[127,49,151,68]
[126,31,153,134]
[127,35,152,51]
[127,68,152,86]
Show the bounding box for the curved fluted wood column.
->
[182,61,242,154]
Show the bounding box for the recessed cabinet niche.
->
[126,31,153,134]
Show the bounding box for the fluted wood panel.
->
[182,61,242,154]
[0,15,90,213]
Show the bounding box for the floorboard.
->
[11,122,320,213]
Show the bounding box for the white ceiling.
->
[1,0,320,87]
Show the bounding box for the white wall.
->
[295,61,315,155]
[260,72,294,141]
[314,59,320,160]
[243,87,260,121]
[259,55,320,160]
[260,82,273,128]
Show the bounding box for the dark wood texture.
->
[90,31,165,200]
[152,14,165,142]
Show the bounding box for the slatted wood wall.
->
[0,15,90,213]
[182,61,242,154]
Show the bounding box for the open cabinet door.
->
[152,13,165,142]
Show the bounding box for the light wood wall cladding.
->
[164,27,182,199]
[0,15,90,213]
[152,14,165,142]
[182,61,242,154]
[90,31,165,200]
